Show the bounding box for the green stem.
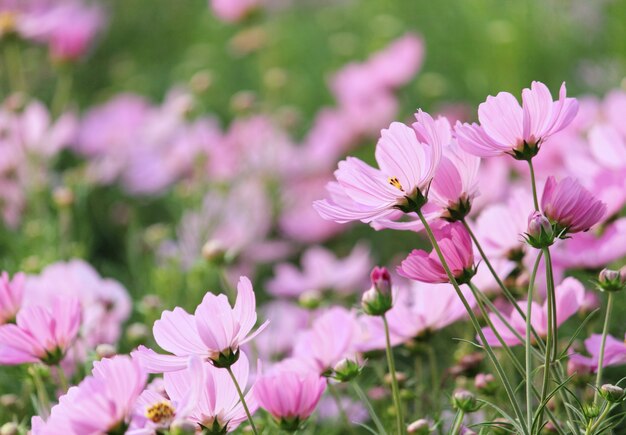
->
[427,345,440,416]
[537,247,556,427]
[593,292,615,406]
[526,252,542,432]
[51,67,73,117]
[450,409,465,435]
[382,314,405,435]
[30,366,50,419]
[351,382,387,435]
[462,219,544,347]
[327,381,355,434]
[3,40,26,92]
[587,403,614,434]
[527,159,540,211]
[56,364,69,392]
[226,365,258,435]
[417,211,528,434]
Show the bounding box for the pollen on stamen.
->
[388,176,404,192]
[146,401,176,424]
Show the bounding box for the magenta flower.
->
[314,110,443,223]
[34,356,147,434]
[209,0,260,23]
[456,81,578,159]
[481,277,587,347]
[133,276,268,370]
[0,296,81,365]
[398,222,476,284]
[0,271,24,324]
[541,176,607,235]
[569,333,626,373]
[255,368,326,431]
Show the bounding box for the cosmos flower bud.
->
[583,404,600,421]
[599,384,625,403]
[201,240,227,264]
[452,389,480,413]
[407,419,433,434]
[474,373,497,395]
[371,266,392,296]
[332,358,362,382]
[0,422,19,435]
[298,290,322,310]
[362,267,393,316]
[95,343,117,360]
[525,211,554,249]
[597,268,626,293]
[53,187,75,208]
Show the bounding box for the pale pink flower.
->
[254,368,326,429]
[569,333,626,373]
[253,301,310,361]
[17,101,77,158]
[456,81,578,158]
[0,271,24,324]
[24,259,131,347]
[165,352,256,432]
[314,111,443,223]
[541,176,606,234]
[20,2,105,61]
[398,222,475,284]
[0,296,81,365]
[209,0,260,23]
[358,280,476,352]
[267,244,370,298]
[34,356,147,434]
[292,307,360,374]
[133,276,268,371]
[481,277,587,347]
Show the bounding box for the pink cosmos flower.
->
[569,333,626,373]
[481,277,587,347]
[541,176,606,234]
[358,280,476,352]
[133,276,268,371]
[164,352,256,432]
[398,222,475,284]
[267,244,371,298]
[17,101,77,158]
[456,81,578,159]
[314,111,443,223]
[255,367,326,430]
[253,301,310,361]
[0,271,24,324]
[24,259,131,348]
[292,307,360,374]
[20,2,105,61]
[33,356,147,434]
[0,296,81,365]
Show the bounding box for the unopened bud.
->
[95,344,117,360]
[474,373,497,395]
[597,268,626,293]
[370,267,392,297]
[298,290,322,310]
[0,422,18,435]
[452,389,480,413]
[170,419,199,435]
[53,187,74,208]
[201,240,226,263]
[384,371,407,387]
[407,419,432,434]
[0,394,18,408]
[126,323,149,345]
[362,268,393,316]
[583,403,600,420]
[333,358,362,382]
[599,384,625,403]
[525,212,554,249]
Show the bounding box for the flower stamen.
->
[146,401,175,424]
[388,176,404,192]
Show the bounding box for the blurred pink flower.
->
[209,0,260,23]
[254,368,326,429]
[0,296,81,365]
[17,101,77,157]
[314,111,443,223]
[20,1,105,61]
[541,176,606,234]
[398,222,475,284]
[358,280,475,351]
[24,259,131,348]
[0,271,24,324]
[569,333,626,373]
[253,301,310,361]
[481,277,587,347]
[34,356,147,434]
[292,307,360,374]
[134,276,268,371]
[456,81,578,158]
[267,244,370,298]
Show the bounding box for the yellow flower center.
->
[145,401,175,424]
[0,12,16,35]
[388,176,404,192]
